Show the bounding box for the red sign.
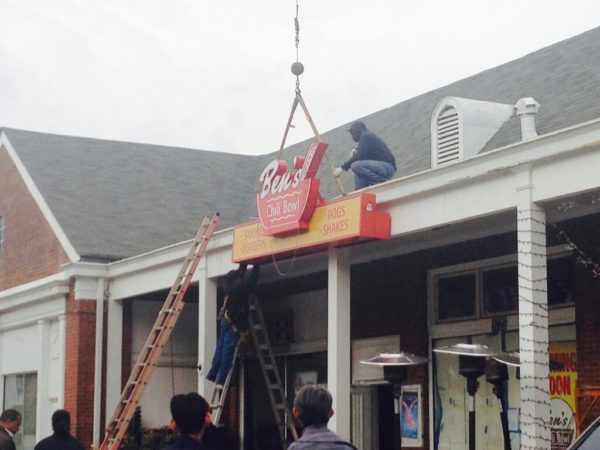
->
[257,142,328,236]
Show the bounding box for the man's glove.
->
[333,167,343,178]
[350,148,357,157]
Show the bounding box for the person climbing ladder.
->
[207,263,260,386]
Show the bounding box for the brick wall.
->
[571,216,600,431]
[0,147,70,290]
[64,280,97,447]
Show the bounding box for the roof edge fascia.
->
[62,261,109,279]
[0,131,80,262]
[106,228,233,279]
[375,115,600,204]
[0,273,70,313]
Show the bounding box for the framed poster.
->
[401,384,423,447]
[293,371,318,394]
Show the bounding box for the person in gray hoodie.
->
[289,385,357,450]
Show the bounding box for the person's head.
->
[169,392,210,437]
[51,410,71,437]
[292,385,334,427]
[349,121,368,143]
[0,409,22,434]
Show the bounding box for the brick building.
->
[2,27,600,450]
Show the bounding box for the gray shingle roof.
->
[3,129,271,260]
[4,26,600,261]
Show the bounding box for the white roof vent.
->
[431,97,514,168]
[515,97,540,141]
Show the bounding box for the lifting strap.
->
[99,213,220,450]
[277,0,345,197]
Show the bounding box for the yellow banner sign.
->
[232,193,389,263]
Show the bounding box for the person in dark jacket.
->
[207,263,260,385]
[164,392,213,450]
[0,409,21,450]
[34,410,84,450]
[289,385,357,450]
[333,120,396,190]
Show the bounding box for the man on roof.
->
[333,120,396,190]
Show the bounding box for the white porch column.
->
[105,291,123,424]
[56,315,66,408]
[93,279,106,447]
[0,331,3,404]
[36,319,51,440]
[516,171,551,450]
[197,267,218,397]
[327,247,351,438]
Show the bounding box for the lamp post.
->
[361,352,428,449]
[434,343,497,450]
[486,358,512,450]
[491,352,564,450]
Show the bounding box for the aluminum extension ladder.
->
[248,295,298,447]
[208,295,297,449]
[99,213,220,450]
[209,342,240,425]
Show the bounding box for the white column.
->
[36,319,51,440]
[105,292,123,424]
[327,247,351,438]
[93,279,105,447]
[0,331,3,405]
[516,171,551,450]
[56,315,66,409]
[198,267,218,397]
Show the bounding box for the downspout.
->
[93,278,107,447]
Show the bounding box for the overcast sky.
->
[1,1,599,155]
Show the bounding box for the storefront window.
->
[435,254,573,323]
[436,273,476,321]
[548,256,575,306]
[482,265,518,315]
[3,372,37,450]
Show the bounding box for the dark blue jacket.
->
[220,264,259,331]
[162,434,212,450]
[34,434,84,450]
[341,130,396,171]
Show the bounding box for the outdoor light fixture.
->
[361,352,428,448]
[434,343,497,450]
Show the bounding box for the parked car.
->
[568,417,600,449]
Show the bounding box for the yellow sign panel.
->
[233,193,389,263]
[549,342,577,449]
